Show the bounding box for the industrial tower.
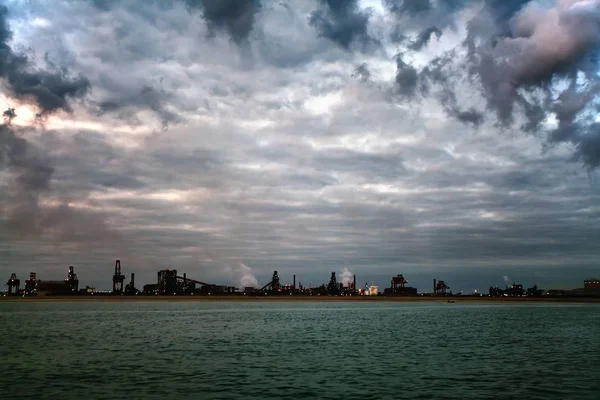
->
[391,274,408,293]
[260,271,281,292]
[24,272,37,296]
[5,273,20,295]
[66,266,79,292]
[434,279,449,296]
[113,260,126,293]
[327,272,338,294]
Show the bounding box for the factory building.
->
[584,278,600,297]
[24,266,80,296]
[383,274,417,296]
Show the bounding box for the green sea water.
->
[0,301,599,400]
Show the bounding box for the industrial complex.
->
[3,260,599,299]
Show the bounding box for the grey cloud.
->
[404,0,600,167]
[451,108,485,127]
[395,55,419,97]
[409,26,442,50]
[309,0,377,51]
[0,4,122,244]
[0,123,119,243]
[383,0,467,38]
[352,63,370,81]
[384,0,433,15]
[186,0,261,43]
[0,6,89,116]
[1,0,599,292]
[96,85,180,130]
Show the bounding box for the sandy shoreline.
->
[1,295,599,303]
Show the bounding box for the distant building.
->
[383,287,417,296]
[36,281,72,296]
[143,284,159,294]
[506,283,523,296]
[366,285,378,296]
[584,278,600,297]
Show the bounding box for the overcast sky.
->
[1,0,599,292]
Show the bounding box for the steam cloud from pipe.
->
[340,267,353,287]
[224,262,258,288]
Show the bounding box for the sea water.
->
[0,301,598,399]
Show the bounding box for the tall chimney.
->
[293,275,296,290]
[434,279,436,294]
[131,273,135,289]
[353,275,356,291]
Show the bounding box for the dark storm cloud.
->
[409,26,442,50]
[450,107,485,127]
[309,0,377,50]
[395,55,419,97]
[186,0,261,43]
[0,5,89,116]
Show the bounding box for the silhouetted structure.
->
[326,272,342,295]
[67,266,79,293]
[24,272,37,296]
[392,274,407,291]
[526,285,542,296]
[5,273,20,296]
[506,283,523,297]
[384,274,417,295]
[158,269,178,294]
[584,278,600,297]
[125,273,138,295]
[489,283,525,297]
[34,266,80,296]
[149,269,211,295]
[435,279,449,296]
[113,260,126,293]
[260,271,281,292]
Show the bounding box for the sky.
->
[0,0,599,293]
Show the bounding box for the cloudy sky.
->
[1,0,599,292]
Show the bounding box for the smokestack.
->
[293,275,296,290]
[354,275,356,291]
[434,279,436,294]
[131,273,135,289]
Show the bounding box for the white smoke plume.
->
[503,275,511,284]
[340,267,354,287]
[238,263,258,288]
[223,262,258,288]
